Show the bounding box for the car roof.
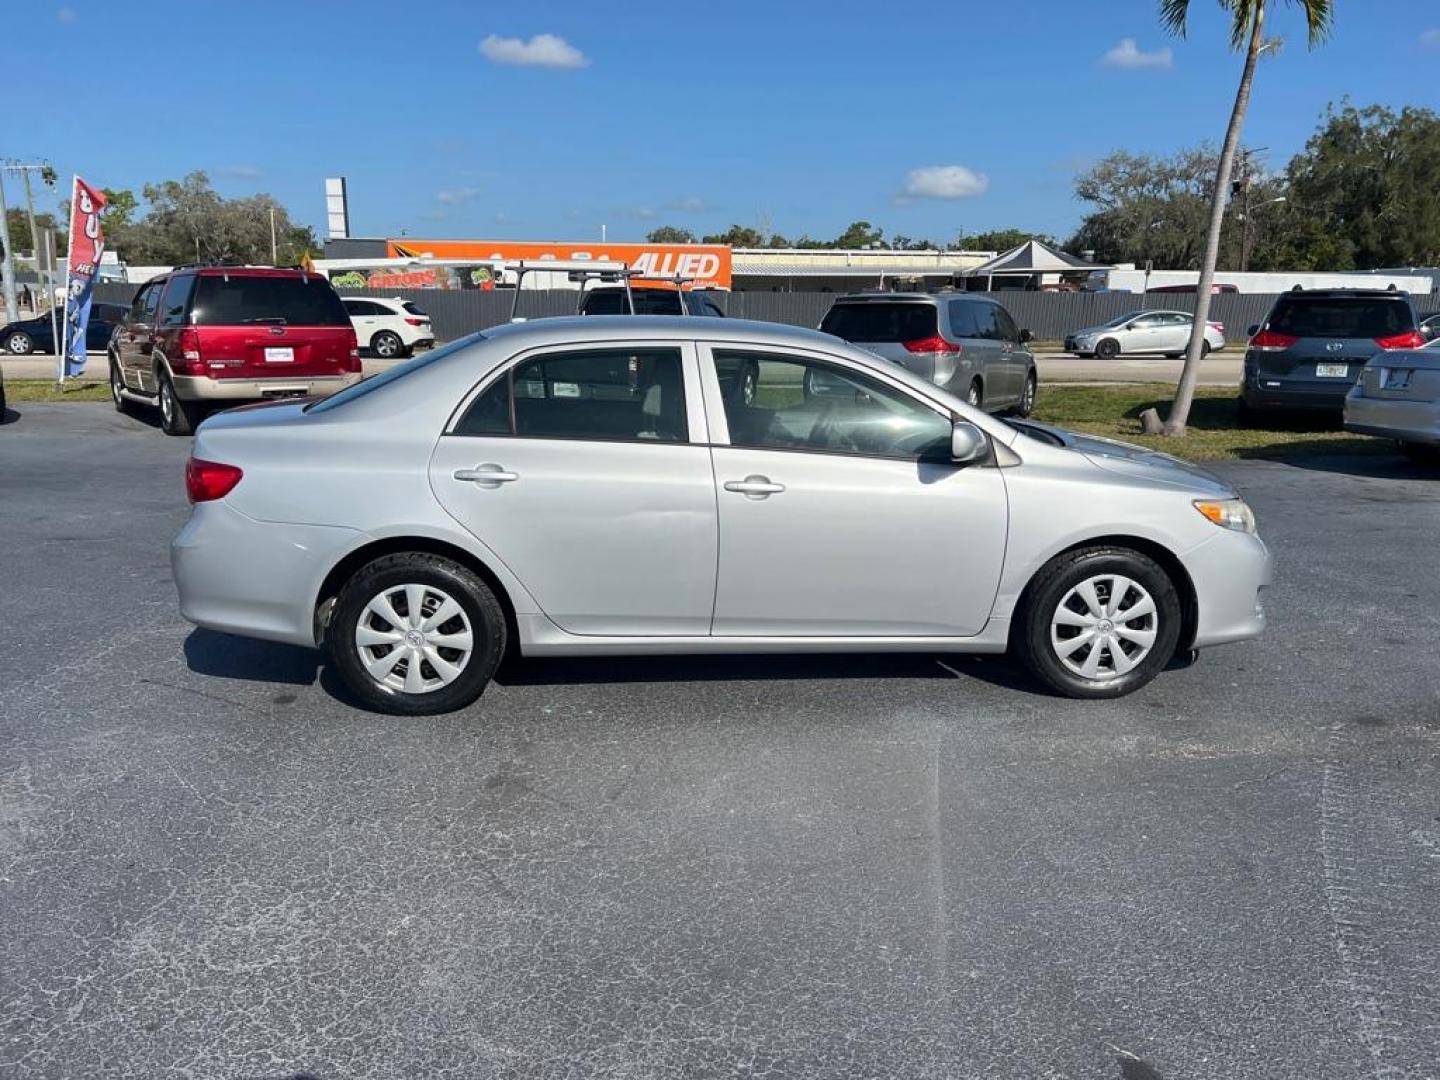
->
[829,293,964,305]
[1274,288,1413,299]
[487,314,840,349]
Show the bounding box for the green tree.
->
[701,224,766,247]
[956,228,1058,253]
[3,209,62,257]
[1067,148,1220,268]
[1151,0,1333,438]
[645,225,697,244]
[833,220,884,248]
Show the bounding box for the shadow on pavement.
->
[183,629,322,686]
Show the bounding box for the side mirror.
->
[1018,328,1034,344]
[950,420,989,465]
[1247,324,1260,337]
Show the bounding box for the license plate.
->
[1383,369,1413,390]
[264,346,294,363]
[1315,363,1349,378]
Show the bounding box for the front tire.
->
[372,330,403,359]
[6,331,33,356]
[329,553,507,716]
[110,358,131,414]
[1095,338,1121,360]
[1014,371,1036,417]
[1015,546,1182,699]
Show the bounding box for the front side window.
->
[994,306,1019,342]
[454,347,687,443]
[129,284,156,322]
[712,349,951,461]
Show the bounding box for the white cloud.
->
[1101,37,1173,70]
[479,33,588,69]
[1421,28,1440,51]
[903,165,989,200]
[671,196,706,212]
[57,6,76,23]
[215,164,261,179]
[494,212,510,224]
[436,186,480,205]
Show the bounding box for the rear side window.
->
[948,300,980,338]
[1268,297,1414,338]
[971,303,1002,341]
[819,303,938,343]
[454,347,687,443]
[158,275,196,327]
[191,275,350,327]
[402,301,428,317]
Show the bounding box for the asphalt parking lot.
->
[3,403,1438,1079]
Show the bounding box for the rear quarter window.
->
[819,303,938,343]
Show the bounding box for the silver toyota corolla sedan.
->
[172,317,1271,716]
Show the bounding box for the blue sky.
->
[14,0,1440,247]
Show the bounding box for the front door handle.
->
[723,475,785,499]
[454,464,519,485]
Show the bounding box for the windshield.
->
[306,332,486,412]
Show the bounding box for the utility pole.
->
[20,169,61,352]
[0,172,17,322]
[269,207,278,264]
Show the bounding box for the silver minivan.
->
[819,293,1037,415]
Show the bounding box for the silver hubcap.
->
[1050,574,1158,681]
[160,383,173,423]
[969,385,981,406]
[1023,378,1035,411]
[8,334,27,352]
[376,335,397,357]
[355,583,473,695]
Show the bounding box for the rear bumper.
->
[1344,394,1440,445]
[171,500,363,647]
[1179,529,1272,648]
[173,372,361,402]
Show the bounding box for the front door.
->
[702,345,1009,637]
[119,282,161,391]
[428,341,718,636]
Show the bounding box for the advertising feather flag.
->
[60,177,107,380]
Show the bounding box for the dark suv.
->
[579,286,725,317]
[109,266,361,435]
[1240,289,1427,416]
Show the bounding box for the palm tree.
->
[1151,0,1333,437]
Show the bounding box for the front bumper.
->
[171,500,364,647]
[173,372,361,402]
[1344,394,1440,446]
[1179,529,1273,648]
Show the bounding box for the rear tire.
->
[1201,341,1212,358]
[109,358,132,414]
[372,331,403,359]
[1095,338,1120,359]
[329,553,506,716]
[967,379,983,409]
[1015,546,1182,699]
[158,370,201,436]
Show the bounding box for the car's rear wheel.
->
[6,331,33,356]
[329,553,506,716]
[1095,338,1120,359]
[1015,546,1182,699]
[1201,341,1212,358]
[158,370,201,436]
[967,379,983,409]
[372,331,403,359]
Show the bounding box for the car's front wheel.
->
[1095,338,1121,359]
[329,553,507,715]
[1015,546,1182,699]
[6,331,33,356]
[1014,371,1036,418]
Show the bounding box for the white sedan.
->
[1065,310,1226,359]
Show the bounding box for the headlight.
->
[1194,498,1256,533]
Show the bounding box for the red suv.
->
[109,266,361,435]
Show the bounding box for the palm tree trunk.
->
[1163,1,1266,437]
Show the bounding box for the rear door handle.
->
[454,464,519,485]
[723,475,785,498]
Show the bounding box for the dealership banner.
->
[60,177,108,380]
[383,239,732,290]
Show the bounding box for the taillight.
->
[178,327,204,374]
[1209,321,1225,332]
[903,335,961,354]
[1375,330,1425,349]
[1250,329,1298,352]
[404,317,426,326]
[186,458,243,503]
[345,330,361,373]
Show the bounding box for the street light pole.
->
[269,207,278,264]
[0,173,17,322]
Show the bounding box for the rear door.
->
[1124,313,1167,354]
[1157,312,1193,352]
[344,299,382,346]
[428,341,718,636]
[1260,295,1417,391]
[190,274,354,377]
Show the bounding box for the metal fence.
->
[92,282,1440,346]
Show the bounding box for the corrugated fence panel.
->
[88,282,1440,344]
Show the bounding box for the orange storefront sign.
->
[387,239,732,290]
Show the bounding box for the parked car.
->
[171,316,1270,716]
[1420,312,1440,341]
[109,267,362,436]
[1,303,128,355]
[1065,310,1226,359]
[1240,288,1427,417]
[342,296,435,359]
[1343,342,1440,460]
[579,286,726,317]
[818,293,1037,415]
